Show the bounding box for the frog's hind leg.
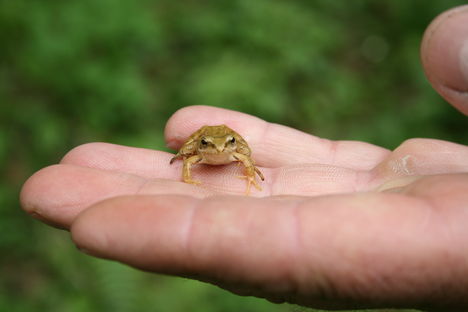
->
[237,170,262,195]
[233,152,263,195]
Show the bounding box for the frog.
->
[169,125,264,195]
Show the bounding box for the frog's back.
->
[202,125,230,137]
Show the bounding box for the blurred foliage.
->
[1,0,467,311]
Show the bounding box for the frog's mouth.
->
[200,152,236,165]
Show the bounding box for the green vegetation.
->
[1,0,466,311]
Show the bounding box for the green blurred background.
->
[1,1,467,311]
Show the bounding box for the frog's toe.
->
[252,180,262,191]
[184,179,202,185]
[237,175,262,194]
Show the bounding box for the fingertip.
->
[71,194,199,269]
[421,5,468,115]
[20,165,65,215]
[70,198,109,258]
[164,105,263,149]
[164,105,202,149]
[20,163,155,229]
[20,164,82,229]
[71,196,137,258]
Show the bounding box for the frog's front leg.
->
[183,155,202,185]
[233,152,264,195]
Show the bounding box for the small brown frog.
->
[170,125,264,195]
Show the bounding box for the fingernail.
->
[27,211,67,230]
[381,186,405,193]
[75,244,97,257]
[166,139,178,150]
[375,176,423,193]
[460,40,468,83]
[29,211,43,219]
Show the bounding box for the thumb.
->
[421,5,468,115]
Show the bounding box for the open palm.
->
[20,6,468,311]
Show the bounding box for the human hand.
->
[20,6,468,311]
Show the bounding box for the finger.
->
[71,174,468,310]
[421,5,468,115]
[164,105,390,169]
[19,164,216,228]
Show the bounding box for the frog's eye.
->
[200,138,208,146]
[229,137,236,144]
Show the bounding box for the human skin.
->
[20,5,468,311]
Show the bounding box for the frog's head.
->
[198,134,237,154]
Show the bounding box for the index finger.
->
[165,106,390,170]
